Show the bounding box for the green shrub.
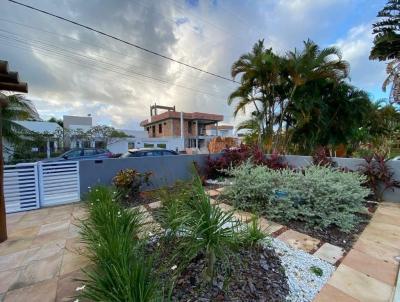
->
[79,186,160,302]
[223,163,370,232]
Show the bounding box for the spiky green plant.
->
[239,215,267,247]
[78,186,160,302]
[177,175,241,284]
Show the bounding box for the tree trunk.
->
[0,103,7,243]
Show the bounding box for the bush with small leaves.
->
[223,163,370,232]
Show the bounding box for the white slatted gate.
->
[38,161,80,207]
[4,163,40,213]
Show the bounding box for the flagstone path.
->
[0,188,398,302]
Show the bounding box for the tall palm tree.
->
[228,40,283,150]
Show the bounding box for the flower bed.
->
[220,162,373,251]
[78,176,335,301]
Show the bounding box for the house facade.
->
[140,104,226,152]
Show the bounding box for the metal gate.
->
[4,163,40,213]
[38,161,80,207]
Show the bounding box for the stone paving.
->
[0,189,398,301]
[314,202,400,302]
[0,204,88,302]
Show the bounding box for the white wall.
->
[136,137,184,151]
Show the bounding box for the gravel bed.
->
[268,238,335,302]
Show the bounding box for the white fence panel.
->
[4,163,40,213]
[39,161,80,207]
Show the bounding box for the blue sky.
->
[0,0,390,128]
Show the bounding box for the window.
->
[66,149,82,158]
[152,126,156,136]
[128,142,135,149]
[157,143,166,149]
[84,149,96,156]
[159,123,162,133]
[144,143,154,148]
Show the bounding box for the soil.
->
[119,190,159,207]
[219,195,377,252]
[148,239,289,301]
[281,214,371,252]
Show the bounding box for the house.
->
[63,115,150,154]
[140,104,226,152]
[4,121,62,162]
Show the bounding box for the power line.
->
[7,0,239,84]
[0,18,236,81]
[0,35,226,98]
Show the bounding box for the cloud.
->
[0,0,388,130]
[334,23,388,98]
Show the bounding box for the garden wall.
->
[79,153,400,202]
[284,155,400,202]
[79,154,219,196]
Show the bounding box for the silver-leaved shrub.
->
[223,162,370,232]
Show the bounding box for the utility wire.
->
[0,35,225,98]
[0,19,236,85]
[7,0,239,84]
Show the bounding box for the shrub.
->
[312,146,335,167]
[359,153,400,201]
[79,186,160,302]
[223,163,370,232]
[206,145,287,179]
[112,169,152,204]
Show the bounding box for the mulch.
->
[148,239,289,301]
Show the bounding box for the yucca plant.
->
[177,175,241,284]
[79,186,160,302]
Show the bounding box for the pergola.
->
[0,60,28,242]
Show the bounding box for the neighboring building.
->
[205,124,234,137]
[4,121,62,161]
[140,104,224,151]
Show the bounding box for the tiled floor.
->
[0,204,89,302]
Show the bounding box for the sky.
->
[0,0,389,130]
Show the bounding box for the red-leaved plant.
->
[206,145,288,179]
[312,146,336,167]
[359,153,400,201]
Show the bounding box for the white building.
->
[4,121,62,162]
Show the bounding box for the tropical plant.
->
[175,175,241,284]
[358,153,400,201]
[239,215,267,247]
[228,39,350,153]
[112,169,152,204]
[79,186,160,302]
[312,147,335,167]
[370,0,400,61]
[0,94,39,145]
[370,0,400,103]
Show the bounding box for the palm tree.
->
[382,59,400,103]
[1,93,38,147]
[276,40,350,150]
[228,40,283,151]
